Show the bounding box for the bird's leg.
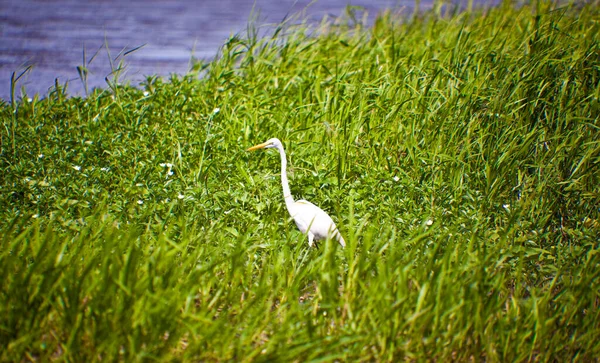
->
[307,232,315,248]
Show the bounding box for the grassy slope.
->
[1,1,599,361]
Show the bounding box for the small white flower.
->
[143,91,150,97]
[503,204,510,211]
[137,200,144,205]
[425,219,433,226]
[178,193,185,200]
[73,165,81,171]
[38,154,44,159]
[166,163,173,168]
[27,98,33,103]
[136,183,144,187]
[212,107,220,114]
[101,167,109,172]
[167,170,174,176]
[32,214,39,218]
[159,163,166,167]
[393,176,400,182]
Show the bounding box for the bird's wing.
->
[292,200,339,241]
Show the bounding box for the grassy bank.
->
[1,1,599,361]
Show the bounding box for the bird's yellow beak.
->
[246,142,269,151]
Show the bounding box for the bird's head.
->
[247,138,282,151]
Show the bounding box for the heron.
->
[247,138,346,248]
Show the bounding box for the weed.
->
[1,2,599,361]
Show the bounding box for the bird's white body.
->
[289,199,345,247]
[247,138,346,248]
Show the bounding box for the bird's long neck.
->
[277,144,295,213]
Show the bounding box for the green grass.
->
[1,1,599,361]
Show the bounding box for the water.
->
[1,0,478,101]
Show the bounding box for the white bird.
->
[247,138,346,248]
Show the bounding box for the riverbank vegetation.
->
[1,1,599,361]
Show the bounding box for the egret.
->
[247,138,346,248]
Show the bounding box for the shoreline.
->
[2,0,499,102]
